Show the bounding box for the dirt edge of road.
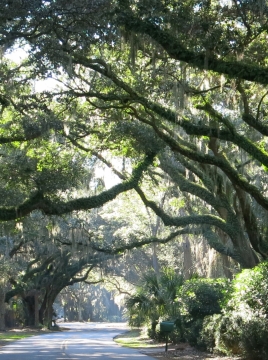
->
[140,345,241,360]
[114,330,241,360]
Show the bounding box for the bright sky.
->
[5,45,60,92]
[5,45,122,189]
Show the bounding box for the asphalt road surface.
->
[0,322,158,360]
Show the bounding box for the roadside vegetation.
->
[0,3,268,360]
[125,263,268,360]
[114,329,161,349]
[0,328,51,348]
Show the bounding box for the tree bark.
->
[22,295,36,326]
[0,287,6,331]
[34,292,40,327]
[183,237,193,280]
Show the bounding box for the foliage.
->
[201,313,244,355]
[0,0,267,271]
[1,212,116,327]
[2,0,268,335]
[177,277,230,346]
[57,282,123,322]
[201,311,268,359]
[230,260,268,316]
[200,261,268,359]
[239,317,268,360]
[125,268,183,332]
[178,278,229,320]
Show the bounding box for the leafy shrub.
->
[147,326,161,341]
[230,261,268,317]
[201,313,243,355]
[199,315,218,352]
[178,278,229,319]
[185,318,205,347]
[177,278,229,346]
[168,326,184,344]
[240,317,268,360]
[200,262,268,358]
[174,313,186,342]
[201,312,268,359]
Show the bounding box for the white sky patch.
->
[5,44,122,190]
[4,45,28,62]
[33,77,62,93]
[95,165,120,189]
[5,44,63,93]
[94,155,134,189]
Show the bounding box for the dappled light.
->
[0,1,268,358]
[0,323,154,359]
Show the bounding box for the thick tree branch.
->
[106,278,132,296]
[68,56,268,172]
[0,153,155,221]
[70,265,94,284]
[115,6,268,85]
[179,117,268,168]
[242,113,268,136]
[135,187,234,235]
[91,229,191,254]
[148,122,268,211]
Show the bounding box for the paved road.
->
[0,322,158,359]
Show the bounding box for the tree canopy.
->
[0,0,268,274]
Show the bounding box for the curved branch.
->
[135,186,233,234]
[0,153,155,221]
[115,5,268,85]
[0,132,43,144]
[242,113,268,136]
[179,118,268,168]
[68,56,268,171]
[91,228,191,254]
[149,123,268,211]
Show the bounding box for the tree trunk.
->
[0,287,6,331]
[221,254,234,279]
[78,297,82,322]
[152,243,160,276]
[151,319,158,338]
[39,287,61,328]
[41,293,54,329]
[183,237,193,280]
[64,304,67,322]
[22,295,35,326]
[34,292,40,327]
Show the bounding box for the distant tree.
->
[2,213,114,328]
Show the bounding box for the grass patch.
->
[0,333,34,341]
[114,329,163,349]
[0,329,51,347]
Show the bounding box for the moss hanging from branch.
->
[0,153,156,221]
